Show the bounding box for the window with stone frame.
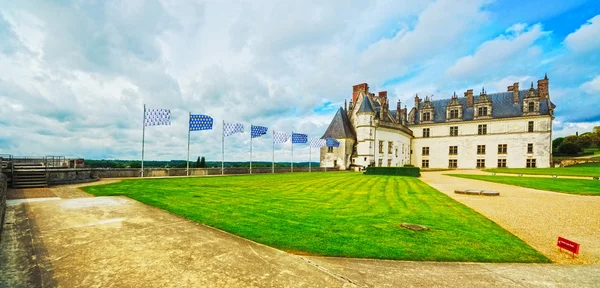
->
[422,147,430,155]
[527,143,533,153]
[422,112,431,121]
[478,124,487,135]
[476,159,485,168]
[449,109,459,119]
[423,128,430,138]
[387,159,392,167]
[327,147,333,153]
[526,159,536,168]
[498,144,507,154]
[378,159,383,167]
[528,102,535,113]
[497,159,507,168]
[450,126,458,136]
[448,159,458,168]
[449,146,458,155]
[378,141,384,154]
[478,106,488,117]
[477,145,486,155]
[422,159,429,168]
[388,141,393,154]
[528,121,534,132]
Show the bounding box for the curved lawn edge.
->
[82,173,550,263]
[484,166,600,178]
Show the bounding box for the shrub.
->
[558,142,582,155]
[365,167,421,177]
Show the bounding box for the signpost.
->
[557,237,580,258]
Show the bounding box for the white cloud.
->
[581,74,600,93]
[564,15,600,53]
[445,23,548,80]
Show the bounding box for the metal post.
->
[141,104,146,177]
[187,112,190,176]
[291,131,294,173]
[309,145,311,172]
[250,124,252,174]
[222,120,224,175]
[272,130,275,173]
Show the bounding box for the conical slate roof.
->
[322,107,356,139]
[357,96,375,113]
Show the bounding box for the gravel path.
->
[420,170,600,264]
[51,179,121,199]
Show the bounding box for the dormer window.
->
[450,109,459,119]
[423,112,431,121]
[478,107,488,116]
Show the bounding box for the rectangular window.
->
[477,145,486,155]
[422,159,429,168]
[327,147,333,153]
[528,121,534,132]
[387,159,392,167]
[449,146,458,155]
[395,148,398,157]
[497,159,507,168]
[478,106,488,116]
[423,128,430,138]
[450,126,458,136]
[388,141,393,154]
[423,112,431,121]
[450,109,459,119]
[476,159,485,168]
[527,143,533,153]
[448,159,458,168]
[422,147,430,155]
[526,159,537,168]
[378,159,383,167]
[478,124,487,135]
[498,144,507,154]
[379,141,384,154]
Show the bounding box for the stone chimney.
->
[537,73,549,99]
[352,83,369,104]
[513,82,519,104]
[396,100,402,122]
[381,102,388,120]
[464,89,473,108]
[508,85,514,91]
[414,94,421,109]
[402,107,408,125]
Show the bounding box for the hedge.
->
[365,167,421,177]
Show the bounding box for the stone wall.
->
[0,173,7,242]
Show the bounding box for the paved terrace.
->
[1,178,599,287]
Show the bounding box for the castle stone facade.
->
[321,75,555,170]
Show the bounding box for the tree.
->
[552,137,564,150]
[594,126,600,135]
[558,142,582,155]
[199,156,206,168]
[196,157,201,168]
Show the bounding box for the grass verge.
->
[485,163,600,177]
[448,174,600,196]
[83,173,549,263]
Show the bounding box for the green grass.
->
[83,173,549,263]
[449,174,600,196]
[485,163,600,177]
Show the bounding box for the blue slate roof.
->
[357,96,375,113]
[322,107,356,139]
[413,90,553,124]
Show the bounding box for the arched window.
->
[528,102,535,112]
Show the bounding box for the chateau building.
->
[321,75,555,170]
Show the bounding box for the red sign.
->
[557,237,580,258]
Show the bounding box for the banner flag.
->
[326,137,340,147]
[274,131,290,143]
[309,138,326,148]
[145,109,171,126]
[190,114,213,131]
[224,122,244,137]
[292,133,308,144]
[251,125,268,138]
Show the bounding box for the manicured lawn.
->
[485,163,600,177]
[449,174,600,196]
[83,173,549,263]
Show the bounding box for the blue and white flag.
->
[326,137,340,147]
[273,131,290,143]
[189,114,213,131]
[309,138,326,148]
[251,125,268,138]
[292,133,308,144]
[224,122,244,137]
[145,109,171,126]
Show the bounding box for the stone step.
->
[12,183,49,188]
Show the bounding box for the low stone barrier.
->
[0,173,7,242]
[454,189,500,196]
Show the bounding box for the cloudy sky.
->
[1,0,599,161]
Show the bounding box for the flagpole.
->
[309,144,311,172]
[187,112,191,176]
[250,124,252,174]
[272,130,275,174]
[222,120,224,175]
[141,104,146,178]
[291,131,294,173]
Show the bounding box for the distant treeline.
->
[84,159,320,169]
